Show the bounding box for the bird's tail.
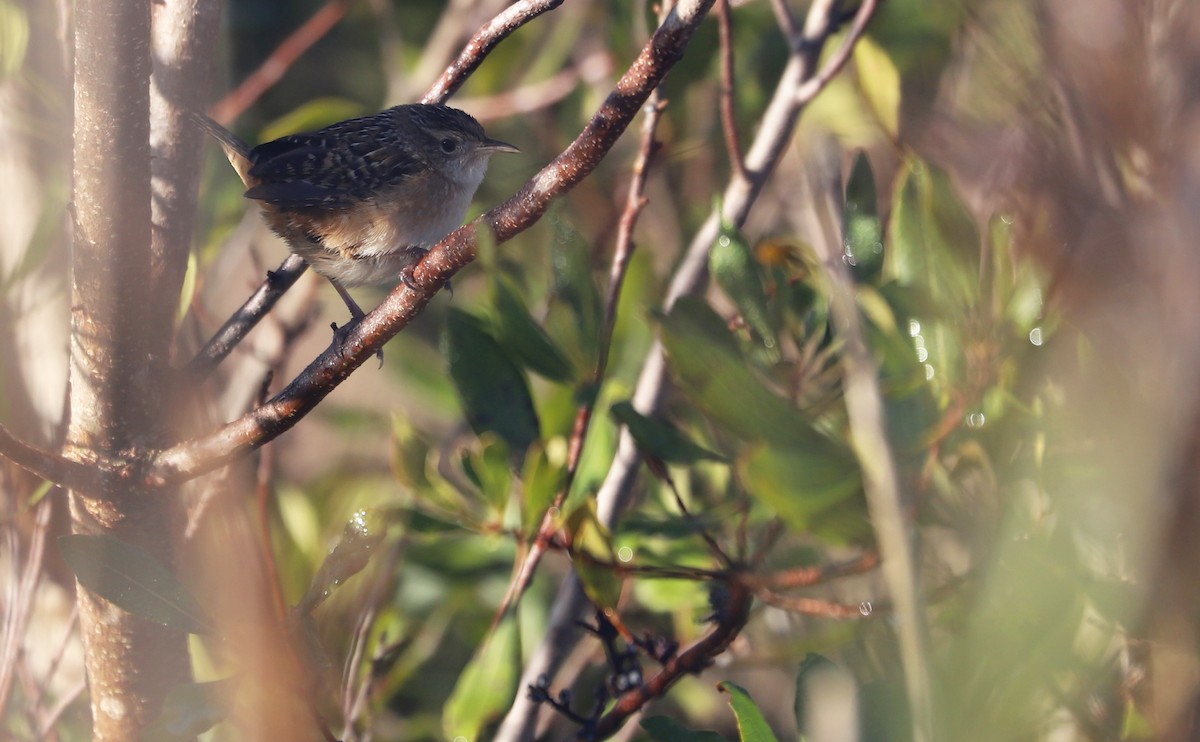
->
[194,112,255,187]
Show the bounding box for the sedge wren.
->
[199,104,518,327]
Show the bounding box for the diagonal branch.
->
[147,0,719,488]
[186,0,566,379]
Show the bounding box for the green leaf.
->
[610,401,726,464]
[296,509,388,615]
[854,35,901,138]
[0,2,29,78]
[642,715,727,742]
[462,434,514,515]
[738,442,862,534]
[492,277,575,383]
[719,681,781,742]
[443,309,541,457]
[567,501,622,610]
[888,161,981,313]
[442,613,520,740]
[710,225,778,350]
[520,443,566,535]
[843,152,884,281]
[551,226,603,365]
[658,297,837,452]
[142,677,236,740]
[59,534,207,634]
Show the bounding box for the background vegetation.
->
[2,0,1199,740]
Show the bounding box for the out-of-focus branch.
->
[804,135,935,742]
[500,1,882,736]
[716,0,747,180]
[148,0,718,488]
[209,0,354,126]
[184,255,309,380]
[585,578,753,739]
[0,425,99,494]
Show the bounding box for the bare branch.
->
[421,0,567,104]
[716,0,748,181]
[0,425,99,494]
[210,0,354,125]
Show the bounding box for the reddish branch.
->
[209,0,354,125]
[585,577,753,739]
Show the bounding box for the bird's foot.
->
[330,318,385,368]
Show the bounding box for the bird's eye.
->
[439,138,457,154]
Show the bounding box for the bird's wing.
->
[245,124,427,210]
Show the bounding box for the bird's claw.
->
[330,319,384,368]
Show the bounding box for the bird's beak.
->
[482,138,520,154]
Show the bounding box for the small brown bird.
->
[199,104,518,328]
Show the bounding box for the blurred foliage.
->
[2,0,1179,740]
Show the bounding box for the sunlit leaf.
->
[59,534,207,634]
[567,501,621,610]
[642,715,726,742]
[711,224,778,350]
[492,276,575,383]
[610,400,726,464]
[520,443,565,535]
[444,308,541,457]
[738,442,862,533]
[142,677,236,740]
[719,681,781,742]
[442,613,520,740]
[462,433,513,515]
[854,35,901,138]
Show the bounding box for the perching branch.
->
[149,0,718,487]
[185,0,567,379]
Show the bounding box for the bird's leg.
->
[329,280,384,366]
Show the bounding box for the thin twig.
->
[184,256,309,381]
[716,0,748,180]
[210,0,354,125]
[421,0,567,104]
[490,91,667,634]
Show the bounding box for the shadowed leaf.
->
[610,400,725,464]
[59,534,207,634]
[444,308,541,457]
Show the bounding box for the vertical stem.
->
[69,0,191,737]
